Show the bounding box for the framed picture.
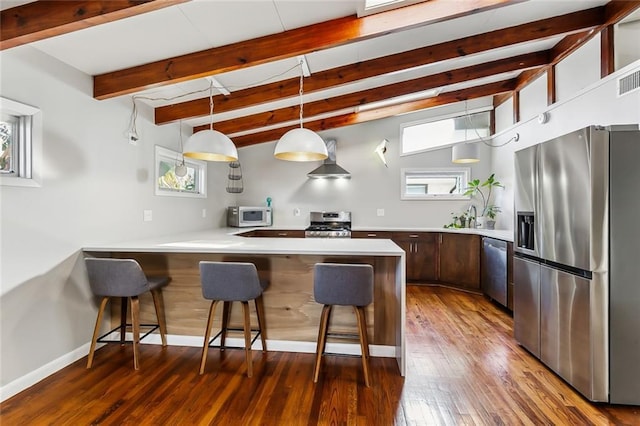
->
[154,145,206,198]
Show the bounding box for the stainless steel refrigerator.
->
[513,125,640,405]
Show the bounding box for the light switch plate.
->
[143,210,153,222]
[377,208,385,217]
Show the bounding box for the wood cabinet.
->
[507,242,514,310]
[351,231,392,239]
[438,233,481,289]
[391,232,438,282]
[239,229,304,238]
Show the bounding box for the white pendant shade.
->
[452,142,480,164]
[274,128,328,162]
[183,129,238,162]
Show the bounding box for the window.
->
[401,168,470,200]
[155,145,207,198]
[401,109,491,155]
[1,97,40,186]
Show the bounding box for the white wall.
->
[0,46,232,397]
[490,59,640,231]
[233,100,493,229]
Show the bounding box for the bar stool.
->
[313,263,373,387]
[84,258,169,370]
[199,261,268,377]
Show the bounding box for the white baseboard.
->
[0,342,102,402]
[1,334,395,402]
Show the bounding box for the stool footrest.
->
[325,332,360,340]
[97,323,160,344]
[207,328,263,350]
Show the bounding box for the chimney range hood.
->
[307,139,351,179]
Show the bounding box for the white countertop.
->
[84,228,404,256]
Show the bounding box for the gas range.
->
[305,211,352,238]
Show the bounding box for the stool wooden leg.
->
[354,306,371,387]
[119,297,128,345]
[313,305,332,383]
[130,296,141,370]
[87,297,109,369]
[241,301,253,377]
[200,300,219,375]
[255,295,267,352]
[220,301,232,350]
[150,288,168,347]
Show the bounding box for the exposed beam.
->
[0,0,188,51]
[230,80,517,148]
[94,0,515,99]
[493,92,512,107]
[547,65,556,106]
[194,51,549,134]
[514,1,640,91]
[512,90,520,124]
[155,7,606,124]
[600,25,615,78]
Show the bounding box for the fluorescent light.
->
[356,88,441,112]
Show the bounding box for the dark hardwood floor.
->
[2,285,639,425]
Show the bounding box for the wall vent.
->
[617,69,640,97]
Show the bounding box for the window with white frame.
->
[400,109,491,156]
[1,97,39,186]
[401,168,470,200]
[155,145,207,198]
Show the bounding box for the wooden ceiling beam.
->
[514,1,640,91]
[94,0,515,99]
[0,0,188,51]
[230,79,518,148]
[194,51,549,134]
[155,6,605,125]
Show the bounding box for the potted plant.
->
[464,173,504,229]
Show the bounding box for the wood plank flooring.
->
[2,285,639,425]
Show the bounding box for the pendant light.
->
[274,60,328,162]
[183,82,238,162]
[452,142,480,163]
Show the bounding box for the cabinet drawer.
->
[352,231,392,239]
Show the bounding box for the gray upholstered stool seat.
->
[84,258,169,370]
[313,263,374,387]
[199,261,268,378]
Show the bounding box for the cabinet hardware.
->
[409,234,419,238]
[277,233,287,236]
[368,233,377,237]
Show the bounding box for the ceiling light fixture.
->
[183,82,238,162]
[274,60,328,162]
[451,142,480,164]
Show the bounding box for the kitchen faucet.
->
[467,205,477,228]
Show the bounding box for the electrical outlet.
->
[377,208,385,217]
[128,132,139,145]
[202,208,207,218]
[143,210,153,222]
[294,208,301,216]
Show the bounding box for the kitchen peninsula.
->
[84,229,406,375]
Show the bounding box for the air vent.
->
[617,70,640,97]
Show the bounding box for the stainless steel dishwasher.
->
[481,237,507,306]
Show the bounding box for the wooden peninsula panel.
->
[108,252,399,346]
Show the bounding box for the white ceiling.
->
[6,0,635,133]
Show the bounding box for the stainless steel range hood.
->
[307,139,351,179]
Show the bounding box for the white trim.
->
[0,342,100,402]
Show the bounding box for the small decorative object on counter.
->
[226,161,243,193]
[266,197,272,207]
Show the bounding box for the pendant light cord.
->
[298,60,304,129]
[209,82,214,131]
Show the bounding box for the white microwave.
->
[227,206,272,227]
